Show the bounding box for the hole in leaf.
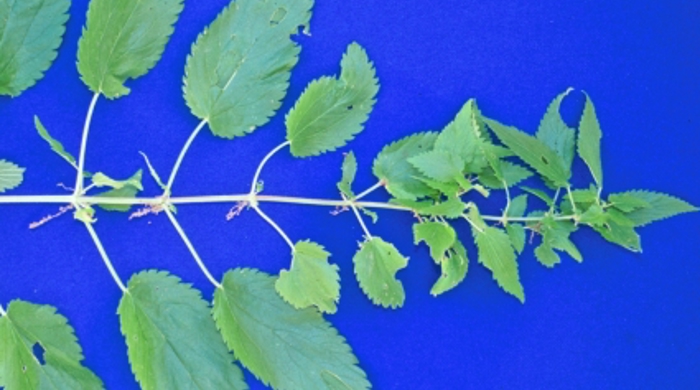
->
[270,7,287,26]
[347,105,354,110]
[33,343,46,365]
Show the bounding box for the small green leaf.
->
[276,241,341,314]
[287,43,379,157]
[485,118,570,187]
[0,300,103,389]
[118,271,247,390]
[408,150,465,184]
[433,99,490,174]
[536,89,576,172]
[537,215,583,263]
[353,237,408,308]
[507,194,529,218]
[430,240,469,296]
[77,0,184,98]
[337,151,357,198]
[479,161,533,189]
[593,221,642,252]
[413,222,457,263]
[95,170,143,212]
[91,172,144,191]
[506,224,526,254]
[185,0,313,138]
[610,190,697,226]
[562,186,598,209]
[469,207,525,302]
[372,132,439,200]
[0,160,25,193]
[579,204,607,226]
[534,243,560,268]
[34,116,77,167]
[213,269,370,390]
[419,197,466,219]
[577,92,604,188]
[417,176,462,195]
[361,207,379,223]
[73,207,96,224]
[0,0,70,96]
[520,186,554,207]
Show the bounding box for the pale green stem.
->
[74,93,100,195]
[462,214,484,233]
[0,304,6,316]
[549,188,562,213]
[83,222,128,293]
[252,205,295,253]
[164,208,222,288]
[354,181,384,201]
[164,119,208,196]
[501,180,511,223]
[248,141,291,205]
[566,185,578,214]
[345,195,372,239]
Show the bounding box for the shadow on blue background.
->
[1,1,699,389]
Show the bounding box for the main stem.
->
[164,119,208,196]
[74,93,100,195]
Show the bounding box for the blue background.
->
[1,0,699,389]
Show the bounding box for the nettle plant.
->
[0,0,697,389]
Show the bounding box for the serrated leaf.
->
[520,186,554,207]
[0,0,69,96]
[608,193,651,212]
[611,190,697,226]
[118,271,247,390]
[353,237,408,308]
[337,152,357,198]
[287,43,379,157]
[577,93,604,188]
[95,170,143,212]
[77,0,184,98]
[185,0,312,139]
[275,241,340,314]
[373,132,439,200]
[413,222,456,263]
[417,176,462,195]
[0,300,103,389]
[534,243,560,268]
[419,197,466,219]
[468,208,524,302]
[0,160,24,193]
[485,118,570,187]
[561,186,598,210]
[536,89,576,172]
[538,215,582,263]
[579,204,607,226]
[434,99,490,174]
[593,221,641,252]
[431,240,469,296]
[214,269,370,390]
[479,161,533,189]
[507,194,529,218]
[408,150,465,184]
[34,116,76,167]
[506,224,526,254]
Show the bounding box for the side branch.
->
[251,205,296,252]
[74,93,101,194]
[164,119,208,196]
[83,222,128,293]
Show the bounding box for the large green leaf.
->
[0,0,69,96]
[611,190,697,227]
[408,150,465,184]
[0,160,24,193]
[353,237,408,308]
[577,93,604,188]
[469,207,525,302]
[536,89,576,172]
[213,269,370,390]
[287,43,379,157]
[593,220,641,252]
[485,118,570,187]
[185,0,313,139]
[433,99,490,174]
[0,300,103,389]
[372,132,439,200]
[77,0,184,98]
[118,271,247,390]
[413,221,456,263]
[275,241,341,314]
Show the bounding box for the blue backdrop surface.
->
[1,1,699,389]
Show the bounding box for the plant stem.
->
[164,208,222,289]
[249,141,291,205]
[83,222,128,293]
[566,185,578,214]
[501,180,511,223]
[252,205,295,252]
[354,181,384,201]
[164,119,208,196]
[74,93,100,195]
[345,195,372,239]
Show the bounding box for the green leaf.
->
[507,194,529,218]
[479,161,533,189]
[275,241,341,314]
[91,172,144,190]
[287,43,379,157]
[0,0,70,96]
[433,99,490,174]
[213,269,370,390]
[520,186,554,207]
[34,116,77,167]
[431,240,469,296]
[577,92,604,188]
[419,197,466,219]
[373,132,439,200]
[610,190,697,226]
[485,118,570,187]
[337,151,357,198]
[77,0,184,98]
[579,204,607,226]
[534,243,560,268]
[506,224,526,254]
[73,206,96,224]
[0,160,24,193]
[608,193,651,212]
[353,237,408,308]
[0,300,103,389]
[361,207,379,223]
[536,89,576,172]
[408,150,465,183]
[95,170,143,212]
[593,221,641,252]
[562,186,598,208]
[184,0,313,139]
[417,176,462,195]
[118,271,247,390]
[413,222,457,263]
[468,207,525,302]
[537,215,583,263]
